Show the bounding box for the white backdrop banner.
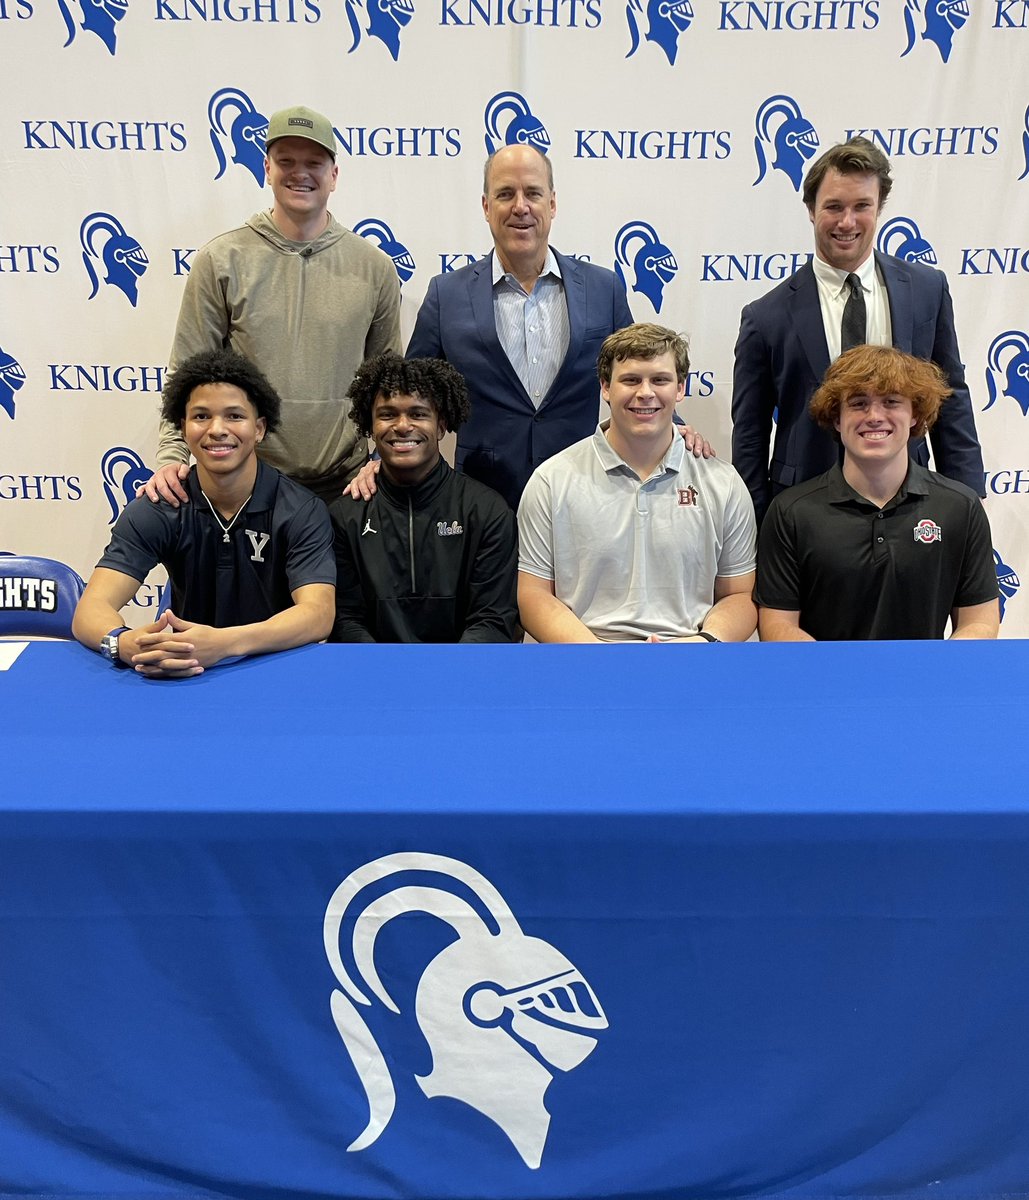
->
[1,0,1027,631]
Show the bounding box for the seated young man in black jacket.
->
[329,352,520,642]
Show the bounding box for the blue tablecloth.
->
[2,640,1029,1199]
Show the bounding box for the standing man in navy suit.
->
[731,136,984,525]
[349,144,707,511]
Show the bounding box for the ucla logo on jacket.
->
[354,219,416,284]
[625,0,692,65]
[752,94,819,192]
[983,330,1029,416]
[614,221,678,313]
[484,92,550,155]
[80,213,149,307]
[0,346,26,420]
[209,87,268,185]
[900,0,968,63]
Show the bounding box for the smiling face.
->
[182,383,265,491]
[482,145,556,276]
[602,351,684,454]
[834,390,916,470]
[371,391,445,486]
[265,137,338,239]
[809,168,881,273]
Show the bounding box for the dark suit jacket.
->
[406,249,634,510]
[731,251,984,523]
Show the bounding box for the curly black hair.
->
[161,348,282,433]
[347,352,471,437]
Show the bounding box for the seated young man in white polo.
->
[73,349,335,678]
[517,323,758,643]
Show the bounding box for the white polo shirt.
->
[518,425,757,641]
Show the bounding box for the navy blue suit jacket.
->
[407,249,633,510]
[731,252,984,524]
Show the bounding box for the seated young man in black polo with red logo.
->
[755,344,999,641]
[329,352,519,642]
[73,349,335,677]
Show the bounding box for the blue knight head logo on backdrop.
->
[1019,105,1029,183]
[876,216,937,266]
[354,219,416,285]
[101,447,153,525]
[484,92,551,157]
[624,0,693,66]
[345,0,413,61]
[753,95,819,192]
[80,213,149,307]
[0,348,26,421]
[900,0,969,64]
[994,550,1020,622]
[57,0,127,55]
[208,88,268,186]
[324,853,607,1169]
[983,331,1029,417]
[614,221,678,313]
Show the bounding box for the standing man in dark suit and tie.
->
[349,144,708,511]
[731,135,984,525]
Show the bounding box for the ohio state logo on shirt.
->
[913,518,942,544]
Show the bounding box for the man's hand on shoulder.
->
[342,459,380,502]
[138,464,191,507]
[678,425,716,459]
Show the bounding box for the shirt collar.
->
[187,458,275,513]
[592,421,684,478]
[812,250,877,299]
[491,246,562,289]
[826,459,931,507]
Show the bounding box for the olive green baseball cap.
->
[265,105,336,158]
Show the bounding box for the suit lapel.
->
[877,251,913,351]
[789,262,830,382]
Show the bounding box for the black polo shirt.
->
[755,463,998,640]
[97,461,334,626]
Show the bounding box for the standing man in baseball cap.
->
[141,104,401,507]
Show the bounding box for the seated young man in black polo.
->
[73,349,335,677]
[755,345,999,641]
[329,351,519,642]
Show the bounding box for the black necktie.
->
[840,273,866,353]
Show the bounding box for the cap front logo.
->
[913,518,942,544]
[288,117,314,128]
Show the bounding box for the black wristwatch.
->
[100,626,130,668]
[696,630,720,643]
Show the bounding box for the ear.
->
[600,379,610,406]
[481,193,490,221]
[256,416,267,443]
[264,156,272,184]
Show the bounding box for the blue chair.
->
[0,553,86,639]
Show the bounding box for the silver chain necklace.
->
[200,488,253,543]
